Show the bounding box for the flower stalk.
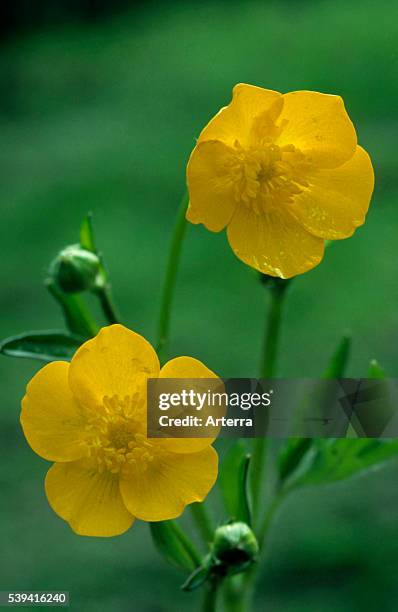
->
[94,280,120,325]
[156,190,189,363]
[250,277,289,527]
[238,495,282,611]
[259,276,290,379]
[201,579,220,612]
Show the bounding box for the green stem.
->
[156,191,188,363]
[250,280,289,527]
[258,494,282,546]
[238,495,282,611]
[95,284,120,325]
[201,579,220,612]
[249,437,267,529]
[190,502,214,546]
[260,280,288,379]
[223,578,246,612]
[240,278,290,610]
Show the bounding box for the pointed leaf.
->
[0,330,83,362]
[323,334,351,378]
[80,212,96,253]
[368,359,385,378]
[285,439,398,491]
[219,441,252,525]
[181,565,210,591]
[278,438,313,483]
[150,521,200,572]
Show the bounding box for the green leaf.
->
[219,441,252,525]
[278,438,313,483]
[323,334,351,378]
[368,359,385,378]
[285,439,398,491]
[181,564,209,591]
[150,521,200,572]
[0,330,84,362]
[46,280,98,338]
[80,212,96,253]
[80,212,109,284]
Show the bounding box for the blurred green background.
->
[1,0,398,609]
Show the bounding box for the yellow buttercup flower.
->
[186,83,374,278]
[21,325,218,537]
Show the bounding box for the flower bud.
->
[49,244,100,293]
[211,522,258,576]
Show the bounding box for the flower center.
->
[229,141,310,214]
[84,393,159,475]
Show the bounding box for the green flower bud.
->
[49,244,100,293]
[211,522,259,576]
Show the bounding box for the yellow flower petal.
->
[290,146,374,239]
[198,83,282,147]
[120,446,218,521]
[45,459,134,537]
[153,356,218,454]
[21,361,87,462]
[159,356,218,379]
[277,91,357,168]
[186,140,238,232]
[227,205,325,278]
[69,324,160,410]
